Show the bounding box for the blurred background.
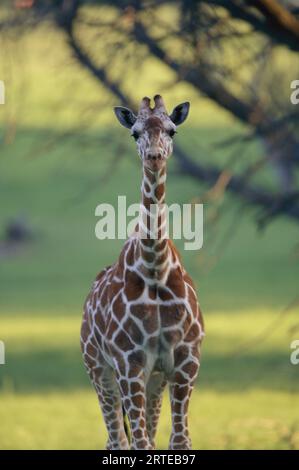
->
[0,0,299,449]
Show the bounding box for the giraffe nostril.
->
[147,153,161,161]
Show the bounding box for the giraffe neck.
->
[137,165,171,283]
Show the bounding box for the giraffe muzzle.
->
[145,153,165,170]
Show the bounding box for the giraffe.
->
[81,95,204,450]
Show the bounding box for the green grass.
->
[1,309,298,449]
[0,21,299,450]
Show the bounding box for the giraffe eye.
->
[132,131,139,141]
[168,129,177,138]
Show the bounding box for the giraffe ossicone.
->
[81,95,204,450]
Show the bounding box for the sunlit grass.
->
[0,388,298,450]
[0,308,298,449]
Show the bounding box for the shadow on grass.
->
[199,352,299,393]
[1,127,299,314]
[0,346,298,394]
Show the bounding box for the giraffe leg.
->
[168,345,200,450]
[86,363,129,450]
[81,319,129,449]
[93,368,130,450]
[146,372,167,449]
[114,353,153,450]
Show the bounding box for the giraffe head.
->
[114,95,189,171]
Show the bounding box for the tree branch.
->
[132,20,258,126]
[54,3,299,225]
[174,145,299,223]
[252,0,299,42]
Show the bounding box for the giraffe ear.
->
[114,106,137,129]
[169,102,190,126]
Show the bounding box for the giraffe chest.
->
[104,279,197,365]
[104,298,194,377]
[90,261,202,375]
